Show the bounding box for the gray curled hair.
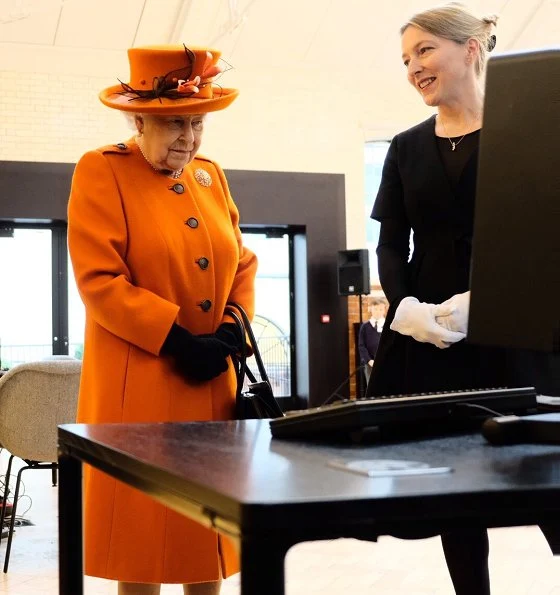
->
[122,112,141,132]
[400,2,498,76]
[120,111,212,134]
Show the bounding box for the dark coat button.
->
[200,299,212,312]
[116,143,127,150]
[172,183,185,194]
[185,217,199,228]
[197,257,209,270]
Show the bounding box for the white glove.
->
[434,291,470,335]
[390,297,466,349]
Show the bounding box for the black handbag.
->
[225,303,284,420]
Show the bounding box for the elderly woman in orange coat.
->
[68,44,257,595]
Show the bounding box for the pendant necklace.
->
[439,117,467,151]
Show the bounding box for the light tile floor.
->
[1,453,560,594]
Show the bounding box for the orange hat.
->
[99,44,238,114]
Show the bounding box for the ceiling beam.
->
[131,0,148,47]
[168,0,194,43]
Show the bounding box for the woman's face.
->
[136,114,206,171]
[401,26,475,107]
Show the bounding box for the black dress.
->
[366,116,560,595]
[367,115,531,397]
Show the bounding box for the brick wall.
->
[0,70,129,163]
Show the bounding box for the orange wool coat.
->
[67,139,257,584]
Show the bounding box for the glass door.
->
[0,226,53,368]
[65,227,298,398]
[241,230,293,397]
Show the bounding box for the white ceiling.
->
[0,0,558,135]
[1,0,558,62]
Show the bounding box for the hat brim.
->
[99,84,238,114]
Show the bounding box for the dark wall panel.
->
[0,161,72,221]
[0,161,349,407]
[226,170,349,406]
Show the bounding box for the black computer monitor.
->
[468,48,560,353]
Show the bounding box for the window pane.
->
[0,228,53,367]
[241,232,292,397]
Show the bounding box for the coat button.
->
[185,217,198,228]
[172,183,185,194]
[197,257,209,270]
[116,143,127,150]
[199,299,212,312]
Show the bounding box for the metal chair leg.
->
[0,455,14,542]
[3,464,30,573]
[52,465,58,487]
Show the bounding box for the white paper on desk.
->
[327,458,453,478]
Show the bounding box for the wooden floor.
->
[1,453,560,594]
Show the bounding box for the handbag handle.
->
[224,306,259,392]
[225,303,284,419]
[226,302,270,385]
[224,308,247,400]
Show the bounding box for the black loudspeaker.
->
[337,249,370,296]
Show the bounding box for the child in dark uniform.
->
[358,297,387,385]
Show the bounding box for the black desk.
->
[58,420,560,595]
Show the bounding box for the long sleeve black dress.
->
[365,114,560,595]
[367,115,527,397]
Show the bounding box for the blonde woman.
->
[367,4,526,593]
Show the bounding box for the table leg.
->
[58,450,83,595]
[241,536,290,595]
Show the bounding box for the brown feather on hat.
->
[99,44,238,114]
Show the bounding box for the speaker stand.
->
[357,294,366,399]
[359,294,363,325]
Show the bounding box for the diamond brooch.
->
[194,168,212,187]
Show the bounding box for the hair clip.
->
[487,34,497,52]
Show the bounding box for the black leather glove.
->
[215,323,244,352]
[162,324,236,382]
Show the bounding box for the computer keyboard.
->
[269,387,538,440]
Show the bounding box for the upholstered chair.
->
[0,359,81,572]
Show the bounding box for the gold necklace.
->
[137,138,183,179]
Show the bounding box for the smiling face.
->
[136,114,206,171]
[401,25,477,108]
